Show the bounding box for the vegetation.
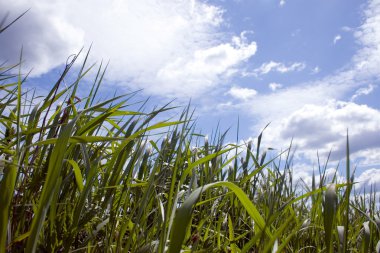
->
[1,14,380,253]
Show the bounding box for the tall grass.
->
[1,16,380,253]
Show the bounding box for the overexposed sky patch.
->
[0,0,256,98]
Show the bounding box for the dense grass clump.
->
[1,19,380,253]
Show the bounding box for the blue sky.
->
[1,0,380,189]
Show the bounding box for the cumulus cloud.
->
[0,0,257,98]
[215,92,380,167]
[351,0,380,80]
[156,33,257,97]
[354,168,380,192]
[263,100,380,163]
[202,0,380,193]
[0,3,84,75]
[214,0,380,165]
[241,80,345,122]
[244,61,305,76]
[351,148,380,166]
[268,82,282,91]
[226,85,257,101]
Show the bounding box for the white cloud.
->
[0,3,84,75]
[204,0,380,193]
[351,0,380,80]
[354,168,380,192]
[2,0,380,175]
[213,0,380,165]
[0,0,257,98]
[279,0,286,7]
[351,148,380,167]
[268,82,282,91]
[214,87,380,164]
[351,84,376,101]
[226,85,257,101]
[333,34,342,44]
[156,33,257,97]
[240,80,345,122]
[245,61,305,76]
[263,100,380,163]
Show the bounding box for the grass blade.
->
[168,181,272,253]
[25,116,79,252]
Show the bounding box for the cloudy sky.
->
[1,0,379,189]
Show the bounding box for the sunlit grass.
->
[1,15,380,253]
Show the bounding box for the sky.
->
[1,0,380,191]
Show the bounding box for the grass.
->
[1,16,380,253]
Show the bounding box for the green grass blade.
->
[67,159,84,192]
[168,181,272,253]
[0,160,18,251]
[25,116,79,253]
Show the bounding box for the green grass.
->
[1,17,380,253]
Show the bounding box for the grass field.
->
[1,19,380,253]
